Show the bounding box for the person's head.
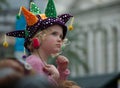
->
[28,24,64,55]
[6,1,73,53]
[15,75,54,88]
[59,80,81,88]
[0,58,35,88]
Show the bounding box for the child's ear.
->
[32,38,40,49]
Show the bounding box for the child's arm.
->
[56,55,70,80]
[43,64,59,81]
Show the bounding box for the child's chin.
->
[52,50,60,54]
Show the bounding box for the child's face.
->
[41,25,63,55]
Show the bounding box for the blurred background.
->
[0,0,120,87]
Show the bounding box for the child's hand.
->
[56,55,69,71]
[43,64,59,81]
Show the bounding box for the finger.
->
[45,64,51,67]
[44,65,54,70]
[43,67,52,75]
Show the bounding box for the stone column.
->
[94,29,105,74]
[87,29,95,75]
[106,25,115,73]
[116,23,120,71]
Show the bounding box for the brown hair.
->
[58,80,81,88]
[0,59,35,87]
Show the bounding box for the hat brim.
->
[6,30,25,38]
[40,17,67,39]
[6,14,72,39]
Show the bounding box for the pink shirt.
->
[26,55,45,75]
[26,55,70,85]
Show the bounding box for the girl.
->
[5,1,73,86]
[26,25,70,85]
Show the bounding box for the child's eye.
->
[51,31,63,39]
[51,32,57,36]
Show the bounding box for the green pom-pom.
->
[61,45,65,51]
[16,14,20,19]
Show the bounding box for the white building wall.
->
[74,1,120,76]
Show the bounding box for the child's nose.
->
[57,36,62,42]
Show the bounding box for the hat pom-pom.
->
[3,35,9,48]
[22,55,27,59]
[16,14,21,19]
[3,41,8,48]
[16,7,22,19]
[22,47,27,59]
[68,25,73,31]
[68,17,74,31]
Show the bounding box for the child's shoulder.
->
[26,55,42,64]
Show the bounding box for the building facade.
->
[70,1,120,77]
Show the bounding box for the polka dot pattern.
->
[6,30,25,38]
[45,0,57,17]
[30,2,41,15]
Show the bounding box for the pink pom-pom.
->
[32,38,40,49]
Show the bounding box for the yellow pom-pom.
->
[68,25,73,31]
[3,41,9,48]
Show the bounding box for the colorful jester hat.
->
[6,0,74,50]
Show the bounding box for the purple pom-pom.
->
[22,55,27,59]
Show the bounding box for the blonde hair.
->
[27,29,52,52]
